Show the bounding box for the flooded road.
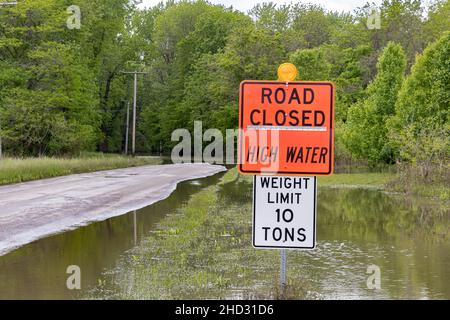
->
[0,173,225,299]
[0,163,225,256]
[0,171,448,299]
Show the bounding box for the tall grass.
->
[318,172,394,189]
[387,164,450,200]
[0,154,162,185]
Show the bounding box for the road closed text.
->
[239,81,334,175]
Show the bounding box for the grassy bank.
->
[234,167,394,190]
[320,166,448,200]
[386,165,449,201]
[318,172,393,189]
[227,167,448,200]
[0,153,162,185]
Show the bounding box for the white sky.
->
[137,0,383,14]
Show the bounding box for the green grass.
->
[317,172,394,189]
[225,167,448,200]
[387,172,450,201]
[228,167,394,190]
[0,154,162,185]
[400,184,449,201]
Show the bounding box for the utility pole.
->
[124,101,130,155]
[133,72,137,155]
[121,70,148,155]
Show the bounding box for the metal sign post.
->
[280,249,287,298]
[252,175,317,298]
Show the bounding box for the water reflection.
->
[0,173,224,299]
[288,188,449,299]
[219,181,449,299]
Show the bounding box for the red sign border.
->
[238,80,335,176]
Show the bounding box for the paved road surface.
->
[0,163,226,255]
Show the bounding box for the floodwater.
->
[0,173,225,299]
[0,172,448,299]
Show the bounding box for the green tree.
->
[388,32,450,168]
[360,1,425,63]
[184,21,286,130]
[139,2,249,151]
[0,0,104,156]
[0,0,133,155]
[424,0,450,43]
[249,2,291,33]
[329,45,373,122]
[291,3,334,48]
[0,42,101,155]
[290,48,331,81]
[344,42,407,164]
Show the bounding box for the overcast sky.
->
[138,0,383,14]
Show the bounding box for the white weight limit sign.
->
[252,175,317,249]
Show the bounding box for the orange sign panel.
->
[238,81,334,175]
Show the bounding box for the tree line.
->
[0,0,448,170]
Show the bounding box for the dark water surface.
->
[0,172,448,299]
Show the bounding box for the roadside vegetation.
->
[228,167,449,201]
[0,153,162,185]
[318,172,393,190]
[321,169,449,201]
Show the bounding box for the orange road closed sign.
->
[238,81,334,175]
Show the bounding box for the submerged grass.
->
[88,167,448,300]
[0,153,162,185]
[91,169,315,300]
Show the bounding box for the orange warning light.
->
[277,63,298,81]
